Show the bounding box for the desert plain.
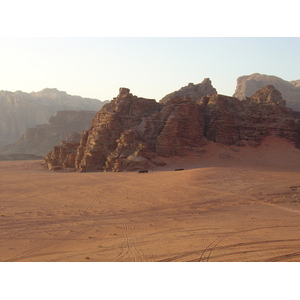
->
[1,136,300,262]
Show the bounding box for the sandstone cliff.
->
[43,85,300,172]
[203,86,299,148]
[0,88,108,147]
[0,110,97,157]
[75,88,162,172]
[159,78,217,104]
[233,73,300,111]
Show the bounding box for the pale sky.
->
[1,37,299,102]
[1,1,299,102]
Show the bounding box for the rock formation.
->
[247,85,285,105]
[159,78,217,104]
[233,73,300,111]
[0,88,108,147]
[43,85,300,172]
[202,86,299,148]
[75,88,162,172]
[0,110,97,157]
[44,133,82,171]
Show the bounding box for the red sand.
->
[1,136,300,262]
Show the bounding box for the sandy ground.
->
[1,136,300,262]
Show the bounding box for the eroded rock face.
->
[249,85,285,106]
[74,88,162,172]
[43,132,82,171]
[201,94,243,145]
[159,78,217,104]
[202,86,300,148]
[155,96,207,157]
[233,73,300,111]
[43,85,300,172]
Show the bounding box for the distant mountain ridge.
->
[233,73,300,111]
[0,88,108,147]
[3,74,300,161]
[0,110,97,156]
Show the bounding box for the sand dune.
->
[1,136,300,262]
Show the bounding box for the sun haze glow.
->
[1,37,299,101]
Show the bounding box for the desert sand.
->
[1,136,300,262]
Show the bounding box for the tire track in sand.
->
[3,190,108,262]
[112,223,151,262]
[198,233,234,262]
[3,223,99,262]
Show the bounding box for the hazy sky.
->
[1,37,299,101]
[1,1,299,102]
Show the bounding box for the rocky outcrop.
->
[202,86,299,148]
[159,78,217,104]
[246,85,286,106]
[0,88,108,147]
[43,133,82,171]
[200,94,243,145]
[72,88,162,172]
[0,110,97,157]
[43,85,300,172]
[155,96,207,156]
[233,73,300,111]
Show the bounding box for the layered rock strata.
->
[202,86,300,148]
[45,133,82,171]
[43,85,300,172]
[74,88,162,172]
